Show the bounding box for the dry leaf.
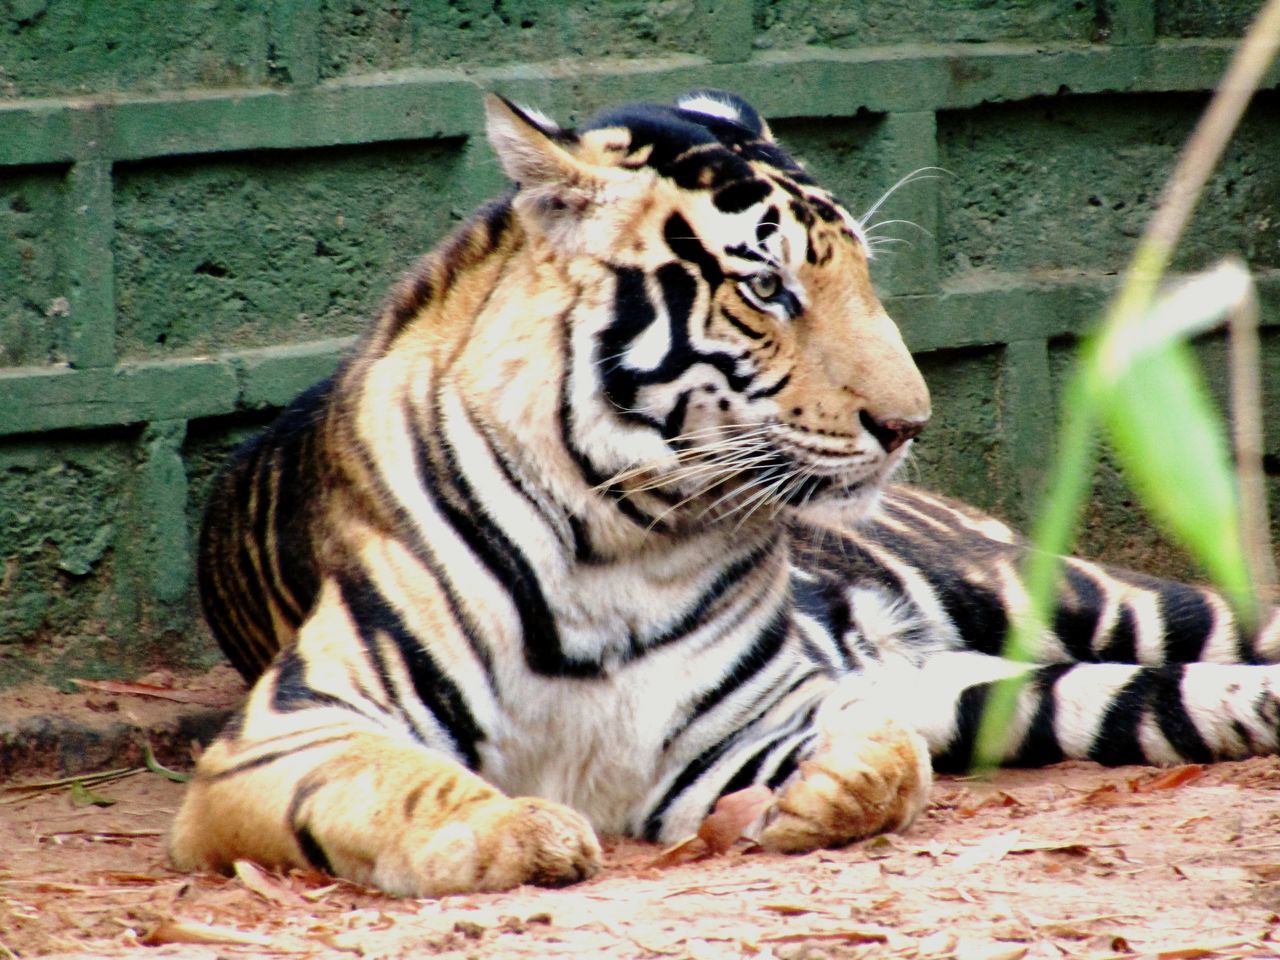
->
[761,902,838,917]
[1247,863,1280,881]
[70,677,222,705]
[1078,782,1148,807]
[649,835,706,870]
[697,785,773,854]
[1156,938,1260,959]
[651,785,773,868]
[235,859,305,906]
[758,927,889,945]
[1133,765,1205,793]
[955,942,1029,960]
[918,930,959,956]
[1171,864,1253,883]
[952,830,1022,870]
[141,919,273,947]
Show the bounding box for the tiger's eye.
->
[749,272,780,300]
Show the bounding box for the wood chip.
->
[70,678,224,705]
[141,919,274,947]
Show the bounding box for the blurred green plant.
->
[972,0,1280,770]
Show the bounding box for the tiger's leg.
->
[898,651,1280,770]
[759,689,934,853]
[639,676,933,853]
[170,586,601,897]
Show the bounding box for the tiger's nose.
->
[859,410,927,454]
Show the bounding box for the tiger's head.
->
[483,90,930,532]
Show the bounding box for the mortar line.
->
[873,110,940,298]
[997,338,1056,527]
[64,105,117,371]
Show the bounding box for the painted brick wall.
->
[0,0,1275,687]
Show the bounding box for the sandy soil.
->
[4,680,1280,959]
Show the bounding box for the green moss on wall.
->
[1155,0,1263,38]
[0,166,65,367]
[316,0,741,78]
[0,433,128,685]
[905,347,1003,514]
[112,139,467,359]
[938,93,1280,282]
[0,0,269,99]
[753,0,1099,49]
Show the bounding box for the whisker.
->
[859,166,952,225]
[863,218,934,239]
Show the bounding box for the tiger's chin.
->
[788,483,886,530]
[786,443,911,529]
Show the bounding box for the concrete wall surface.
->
[0,0,1276,687]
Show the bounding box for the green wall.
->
[0,0,1276,687]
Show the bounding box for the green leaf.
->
[1096,338,1254,617]
[69,780,116,807]
[143,739,192,783]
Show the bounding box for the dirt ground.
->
[4,676,1280,960]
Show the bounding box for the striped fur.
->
[172,91,1280,897]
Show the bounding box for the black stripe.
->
[1088,665,1213,765]
[662,390,692,440]
[867,515,1009,657]
[418,400,602,679]
[714,178,771,213]
[205,734,357,782]
[351,440,497,686]
[271,647,377,721]
[932,682,990,773]
[251,450,296,630]
[338,571,486,767]
[556,290,665,531]
[746,371,790,400]
[724,242,769,264]
[720,305,765,340]
[599,265,658,417]
[294,826,334,874]
[718,702,819,798]
[756,207,779,242]
[765,735,812,788]
[643,733,741,840]
[665,606,790,749]
[1157,584,1213,662]
[663,212,725,287]
[227,445,277,660]
[1009,663,1072,767]
[1052,565,1105,662]
[469,411,577,558]
[638,542,775,656]
[1097,603,1139,662]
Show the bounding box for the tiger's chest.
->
[473,540,800,832]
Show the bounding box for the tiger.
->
[171,89,1280,898]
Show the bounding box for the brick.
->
[315,0,745,79]
[0,0,271,100]
[112,140,469,359]
[938,92,1280,282]
[0,166,66,368]
[906,347,1004,515]
[0,433,130,687]
[753,0,1100,49]
[1155,0,1263,39]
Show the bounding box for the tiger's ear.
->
[484,93,589,190]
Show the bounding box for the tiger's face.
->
[486,90,930,528]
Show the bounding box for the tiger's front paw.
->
[376,794,602,897]
[760,717,931,853]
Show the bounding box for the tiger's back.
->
[197,378,331,678]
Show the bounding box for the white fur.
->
[676,93,744,125]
